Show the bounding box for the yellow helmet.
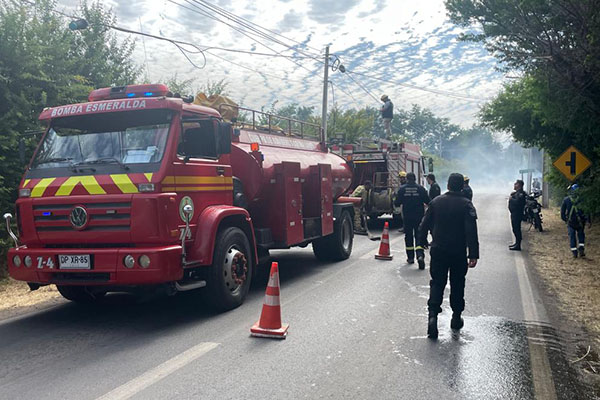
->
[399,171,407,177]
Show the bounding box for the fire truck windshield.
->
[32,110,172,170]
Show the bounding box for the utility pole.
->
[321,46,330,146]
[542,149,549,208]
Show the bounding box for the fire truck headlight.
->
[19,189,31,198]
[24,255,33,268]
[139,255,151,268]
[123,255,135,269]
[13,255,21,267]
[138,183,155,193]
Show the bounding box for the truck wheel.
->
[313,210,354,261]
[206,227,253,311]
[56,285,106,304]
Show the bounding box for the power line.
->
[344,69,491,103]
[345,72,380,103]
[168,0,322,77]
[193,0,323,55]
[188,0,323,61]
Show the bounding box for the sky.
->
[57,0,506,127]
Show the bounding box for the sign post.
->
[552,146,592,181]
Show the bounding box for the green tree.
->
[447,0,600,213]
[0,0,139,276]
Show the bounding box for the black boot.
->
[417,256,425,270]
[509,243,521,251]
[572,250,578,258]
[579,246,585,258]
[450,312,464,330]
[427,313,438,339]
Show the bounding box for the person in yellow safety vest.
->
[350,180,372,234]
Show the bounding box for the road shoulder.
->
[523,208,600,397]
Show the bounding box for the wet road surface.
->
[0,193,593,399]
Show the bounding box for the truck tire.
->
[206,227,253,311]
[312,210,354,261]
[56,285,105,304]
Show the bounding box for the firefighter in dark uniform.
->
[417,173,479,339]
[508,179,526,251]
[394,172,430,269]
[426,173,441,201]
[462,175,473,201]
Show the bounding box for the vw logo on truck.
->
[69,206,88,230]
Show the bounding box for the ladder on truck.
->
[386,145,407,189]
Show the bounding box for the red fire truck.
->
[3,84,355,310]
[338,140,427,222]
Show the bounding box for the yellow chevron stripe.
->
[55,176,106,196]
[144,173,153,182]
[31,178,56,198]
[23,179,31,188]
[110,174,138,194]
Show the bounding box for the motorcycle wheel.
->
[534,213,543,232]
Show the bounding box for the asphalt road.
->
[0,192,590,399]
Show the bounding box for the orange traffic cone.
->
[251,262,289,339]
[375,221,393,260]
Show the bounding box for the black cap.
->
[448,173,464,192]
[407,172,416,182]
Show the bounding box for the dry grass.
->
[526,207,600,347]
[0,278,62,320]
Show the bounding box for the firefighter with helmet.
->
[396,171,408,232]
[350,180,372,234]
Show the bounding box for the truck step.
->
[175,280,207,292]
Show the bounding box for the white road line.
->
[514,252,557,400]
[95,342,219,400]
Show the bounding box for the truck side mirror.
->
[428,158,434,172]
[217,121,232,155]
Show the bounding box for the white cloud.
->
[56,0,505,126]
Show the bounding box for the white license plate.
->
[59,254,91,269]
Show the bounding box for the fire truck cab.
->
[4,84,355,310]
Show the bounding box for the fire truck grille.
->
[33,202,131,233]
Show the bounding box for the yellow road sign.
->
[553,146,592,181]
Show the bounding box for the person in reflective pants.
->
[561,184,589,258]
[394,172,430,268]
[417,173,479,339]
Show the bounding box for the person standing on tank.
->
[380,95,393,138]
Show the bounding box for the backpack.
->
[568,197,585,229]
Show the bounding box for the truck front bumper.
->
[7,245,184,286]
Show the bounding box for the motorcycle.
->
[524,190,544,232]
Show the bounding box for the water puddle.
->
[409,315,598,399]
